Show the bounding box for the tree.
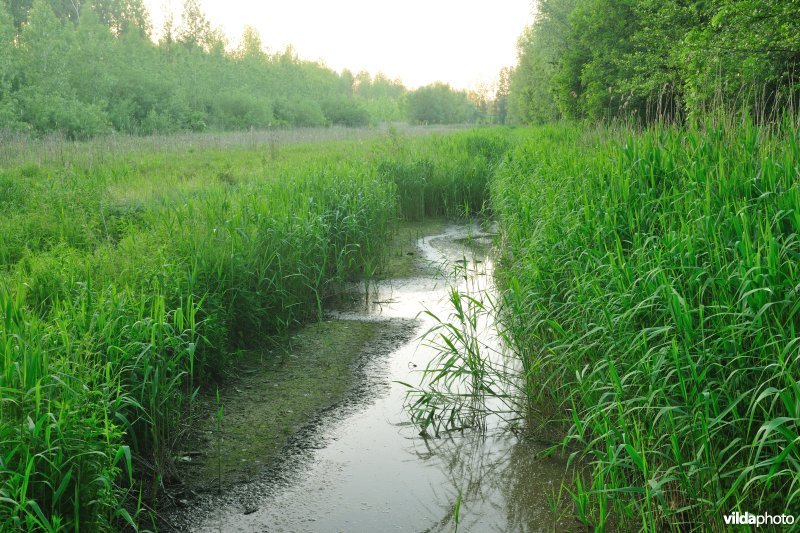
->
[92,0,151,36]
[0,0,17,129]
[177,0,213,51]
[508,0,575,124]
[682,0,800,115]
[468,83,491,124]
[507,0,800,124]
[405,83,475,125]
[17,0,72,91]
[491,67,510,124]
[0,0,415,136]
[16,0,109,138]
[236,25,264,60]
[69,3,115,103]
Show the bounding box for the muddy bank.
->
[167,319,416,498]
[164,222,582,532]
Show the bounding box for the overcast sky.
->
[144,0,533,90]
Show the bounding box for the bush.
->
[209,92,274,130]
[273,98,327,127]
[321,97,370,127]
[405,83,475,125]
[16,89,110,140]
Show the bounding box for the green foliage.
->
[0,1,18,131]
[0,2,13,89]
[508,1,574,124]
[176,0,215,51]
[3,110,798,531]
[354,72,406,124]
[508,0,800,123]
[321,96,370,127]
[16,89,110,139]
[0,1,410,137]
[208,92,274,130]
[405,83,476,125]
[273,98,327,127]
[683,0,800,115]
[378,129,510,220]
[0,127,507,529]
[492,120,800,528]
[14,1,115,139]
[492,67,511,124]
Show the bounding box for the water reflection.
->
[168,223,582,532]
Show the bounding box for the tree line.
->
[507,0,800,124]
[0,0,485,139]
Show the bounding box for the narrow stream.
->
[168,223,579,532]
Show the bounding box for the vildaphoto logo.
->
[723,511,796,527]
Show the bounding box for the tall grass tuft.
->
[378,129,512,220]
[492,118,800,529]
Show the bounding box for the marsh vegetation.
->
[1,0,799,531]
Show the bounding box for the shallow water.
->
[167,223,580,532]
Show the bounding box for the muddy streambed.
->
[165,223,580,532]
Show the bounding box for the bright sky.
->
[144,0,533,90]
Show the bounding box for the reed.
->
[7,114,795,531]
[0,127,503,529]
[492,117,800,529]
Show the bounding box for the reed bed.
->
[5,116,795,531]
[491,118,800,529]
[0,128,500,530]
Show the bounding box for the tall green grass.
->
[492,119,800,529]
[0,128,506,529]
[7,118,796,531]
[378,129,511,220]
